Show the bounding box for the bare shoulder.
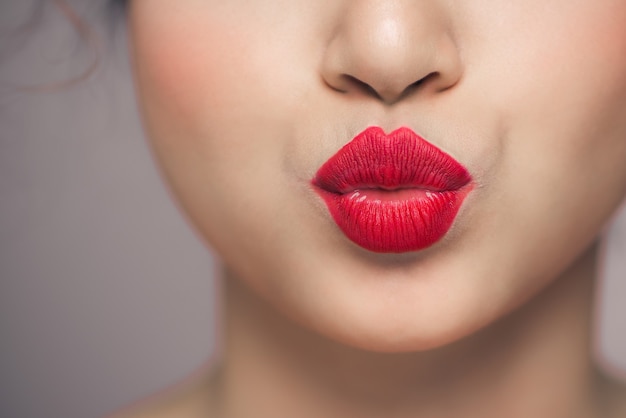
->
[105,371,219,418]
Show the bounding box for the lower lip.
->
[316,186,472,253]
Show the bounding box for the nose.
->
[321,1,462,105]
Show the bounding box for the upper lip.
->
[312,126,471,194]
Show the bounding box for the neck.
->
[211,244,606,418]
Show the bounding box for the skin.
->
[112,0,626,417]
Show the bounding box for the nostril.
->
[340,74,384,100]
[404,72,438,94]
[409,73,431,89]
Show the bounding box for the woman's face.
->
[128,0,626,352]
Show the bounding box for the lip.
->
[312,126,473,253]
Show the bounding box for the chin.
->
[309,306,485,354]
[268,262,499,354]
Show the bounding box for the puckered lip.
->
[310,126,473,253]
[312,126,472,194]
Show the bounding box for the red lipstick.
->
[312,126,472,253]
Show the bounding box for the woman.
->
[109,0,626,416]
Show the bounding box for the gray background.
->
[1,2,625,417]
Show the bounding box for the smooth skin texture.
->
[113,0,626,417]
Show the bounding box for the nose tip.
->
[321,2,462,105]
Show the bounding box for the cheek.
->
[130,6,252,128]
[454,2,626,288]
[477,3,626,177]
[526,11,626,182]
[128,3,309,265]
[466,2,626,110]
[129,2,314,159]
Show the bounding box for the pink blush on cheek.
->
[130,9,251,123]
